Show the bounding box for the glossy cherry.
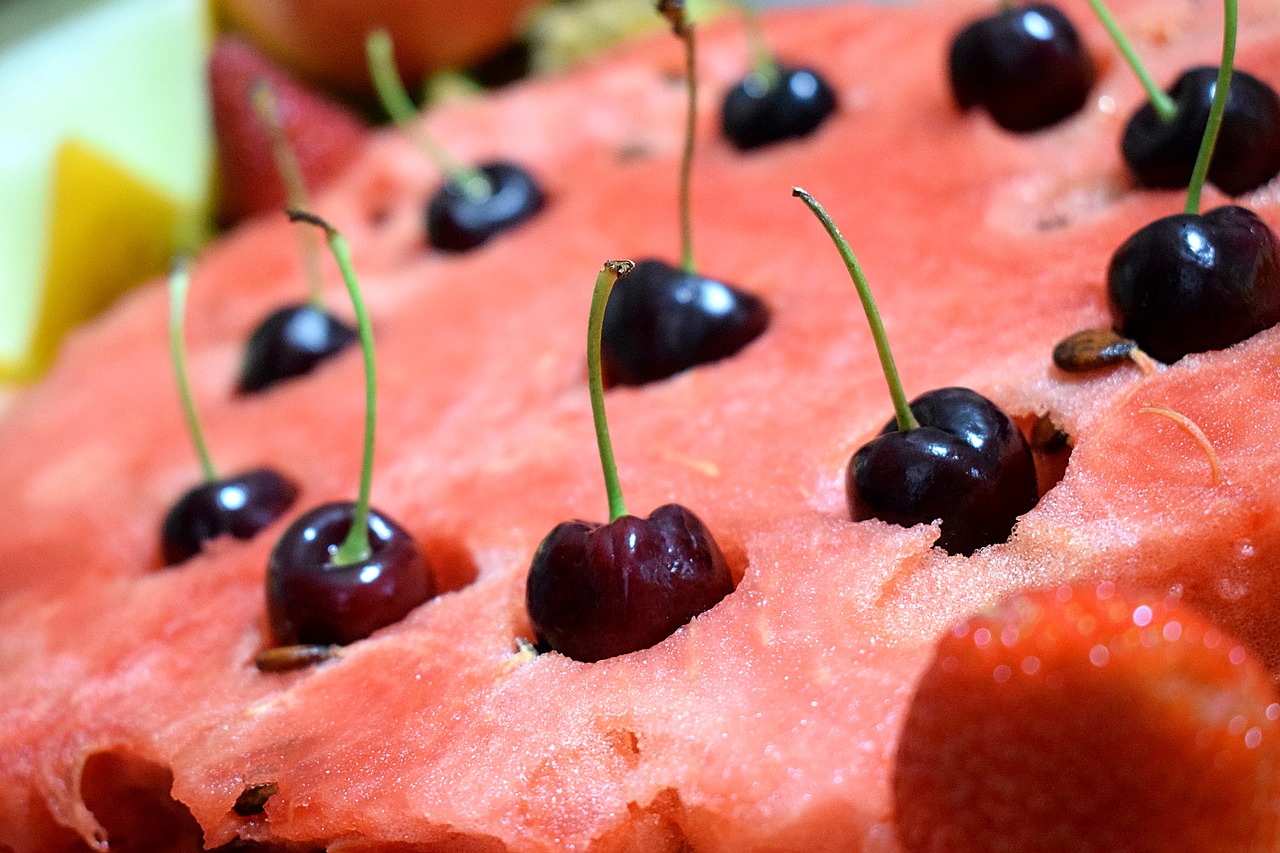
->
[849,388,1038,555]
[721,64,837,150]
[948,3,1095,132]
[162,468,298,565]
[527,504,733,663]
[1123,67,1280,196]
[601,259,769,386]
[237,303,357,394]
[1107,205,1280,363]
[426,161,545,252]
[266,502,434,646]
[265,211,437,649]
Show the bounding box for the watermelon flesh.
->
[4,0,1280,849]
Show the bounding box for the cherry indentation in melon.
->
[79,750,202,852]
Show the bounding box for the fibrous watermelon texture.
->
[4,0,1280,850]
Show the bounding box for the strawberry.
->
[209,35,368,225]
[894,584,1280,852]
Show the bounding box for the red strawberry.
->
[209,35,368,225]
[895,584,1280,852]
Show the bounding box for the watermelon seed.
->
[160,259,298,565]
[264,211,436,647]
[1138,403,1225,486]
[233,781,279,816]
[794,187,1039,555]
[254,644,342,672]
[1052,328,1154,375]
[1029,413,1070,454]
[720,2,837,151]
[525,261,735,662]
[366,30,545,253]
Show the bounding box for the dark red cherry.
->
[600,259,769,386]
[1122,67,1280,196]
[161,468,298,565]
[266,502,435,646]
[721,64,837,150]
[948,3,1095,132]
[426,161,545,252]
[526,503,734,663]
[237,303,356,394]
[1107,204,1280,363]
[848,387,1038,556]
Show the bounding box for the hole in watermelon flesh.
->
[1013,411,1072,498]
[78,749,202,852]
[416,531,480,595]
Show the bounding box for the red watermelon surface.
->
[4,0,1280,850]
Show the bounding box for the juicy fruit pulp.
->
[426,161,546,252]
[526,504,734,663]
[895,585,1280,852]
[1122,67,1280,195]
[948,3,1095,132]
[266,502,435,646]
[161,468,298,565]
[721,65,837,150]
[848,387,1039,556]
[1108,205,1280,363]
[601,259,769,386]
[237,303,357,394]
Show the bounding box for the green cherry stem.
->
[250,79,326,309]
[1184,0,1237,215]
[793,188,919,432]
[168,258,218,482]
[287,209,377,565]
[658,0,699,273]
[1085,0,1178,122]
[365,29,493,203]
[738,1,780,90]
[588,260,637,522]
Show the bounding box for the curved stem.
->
[588,261,636,521]
[365,30,493,203]
[1086,0,1178,122]
[250,80,326,309]
[288,210,376,566]
[793,188,918,433]
[1185,0,1237,215]
[738,1,779,90]
[168,258,217,482]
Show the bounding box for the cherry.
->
[265,212,435,648]
[367,31,544,253]
[526,261,735,662]
[948,3,1095,132]
[1108,205,1280,363]
[266,502,434,645]
[425,161,545,252]
[794,188,1037,555]
[848,388,1038,556]
[1106,0,1280,363]
[237,303,356,393]
[722,58,835,150]
[162,468,298,565]
[601,259,769,386]
[238,83,357,395]
[1123,67,1280,195]
[162,260,297,565]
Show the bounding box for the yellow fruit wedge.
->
[0,0,212,384]
[0,140,187,381]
